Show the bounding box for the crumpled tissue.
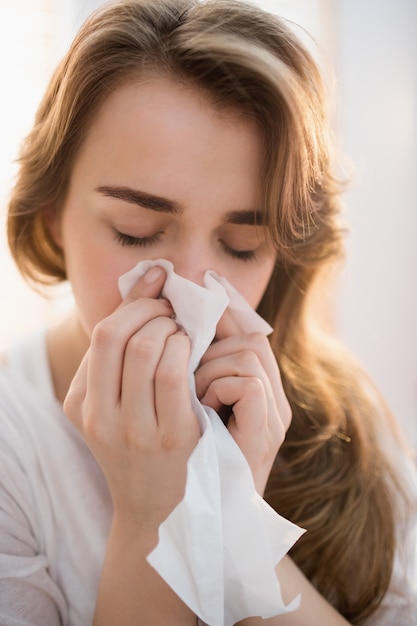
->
[118,259,304,626]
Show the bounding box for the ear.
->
[43,206,63,247]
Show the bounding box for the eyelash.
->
[114,231,162,247]
[114,230,257,262]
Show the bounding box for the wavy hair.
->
[7,1,403,621]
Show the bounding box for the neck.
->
[47,312,89,404]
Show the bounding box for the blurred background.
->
[0,0,416,447]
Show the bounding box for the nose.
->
[169,257,206,286]
[167,240,213,286]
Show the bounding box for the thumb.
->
[122,265,167,306]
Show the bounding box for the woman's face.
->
[56,75,276,337]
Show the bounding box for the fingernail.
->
[144,266,163,283]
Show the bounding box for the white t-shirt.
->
[0,329,416,625]
[0,329,112,625]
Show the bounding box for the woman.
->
[2,0,416,624]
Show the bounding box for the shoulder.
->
[361,382,417,617]
[0,327,51,397]
[380,437,417,619]
[0,328,62,454]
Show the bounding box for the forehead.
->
[72,75,265,207]
[86,73,262,145]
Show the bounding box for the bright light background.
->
[0,0,416,446]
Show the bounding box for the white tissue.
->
[118,260,304,626]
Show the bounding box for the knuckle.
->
[162,317,180,336]
[127,317,178,359]
[245,375,265,396]
[63,380,85,420]
[160,420,199,451]
[124,284,142,303]
[81,400,103,440]
[91,318,120,350]
[157,363,184,388]
[127,332,156,360]
[247,331,268,347]
[237,349,259,371]
[62,387,78,419]
[160,429,177,451]
[82,414,102,442]
[122,422,146,451]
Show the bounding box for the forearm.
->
[237,555,350,626]
[93,516,196,626]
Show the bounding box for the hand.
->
[194,307,291,494]
[64,267,201,540]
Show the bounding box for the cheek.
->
[245,279,270,309]
[230,263,274,309]
[62,234,126,332]
[67,257,123,334]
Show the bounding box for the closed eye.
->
[114,230,162,247]
[114,230,258,261]
[219,239,257,261]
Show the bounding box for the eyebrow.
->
[96,185,266,225]
[225,209,266,225]
[96,185,182,214]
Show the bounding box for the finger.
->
[81,265,171,414]
[155,332,200,447]
[224,377,286,495]
[122,265,167,305]
[85,298,173,414]
[197,349,266,402]
[200,333,291,432]
[198,349,291,439]
[201,332,273,372]
[202,375,287,495]
[120,316,179,437]
[202,376,268,436]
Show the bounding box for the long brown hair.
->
[7,0,404,621]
